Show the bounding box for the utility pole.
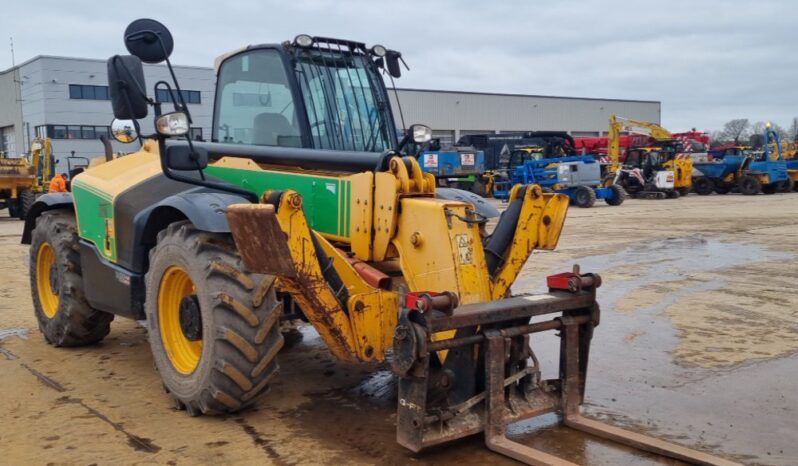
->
[10,37,15,67]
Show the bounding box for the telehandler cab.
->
[22,19,737,465]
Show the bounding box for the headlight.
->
[294,34,314,47]
[370,44,387,57]
[155,112,190,137]
[411,124,433,144]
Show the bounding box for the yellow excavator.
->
[606,115,693,198]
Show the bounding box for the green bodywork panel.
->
[71,180,116,261]
[205,165,351,238]
[69,164,352,265]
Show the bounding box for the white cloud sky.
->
[5,0,796,131]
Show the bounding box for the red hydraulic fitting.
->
[404,291,459,315]
[546,264,601,292]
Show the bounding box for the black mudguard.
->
[127,190,252,272]
[21,192,74,244]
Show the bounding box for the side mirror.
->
[124,18,174,64]
[386,50,402,78]
[110,118,138,143]
[165,144,208,171]
[107,55,149,119]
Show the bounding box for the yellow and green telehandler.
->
[21,19,737,465]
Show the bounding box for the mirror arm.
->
[396,133,411,152]
[154,80,184,115]
[162,54,193,125]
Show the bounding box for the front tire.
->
[738,175,761,195]
[604,184,627,206]
[145,221,283,415]
[29,210,113,346]
[573,186,596,208]
[692,177,713,195]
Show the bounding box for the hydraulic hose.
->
[483,186,526,276]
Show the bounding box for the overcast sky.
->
[4,0,796,131]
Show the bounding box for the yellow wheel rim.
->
[36,242,59,318]
[158,266,202,374]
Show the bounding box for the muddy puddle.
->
[275,329,683,465]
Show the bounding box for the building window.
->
[189,127,203,140]
[66,126,82,139]
[69,84,111,100]
[156,89,202,104]
[38,124,111,140]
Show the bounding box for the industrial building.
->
[0,55,215,173]
[388,88,660,146]
[0,55,660,170]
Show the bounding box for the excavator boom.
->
[607,115,675,173]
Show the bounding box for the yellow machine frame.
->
[225,155,569,363]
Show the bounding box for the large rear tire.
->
[29,210,114,346]
[145,221,283,415]
[7,198,20,218]
[18,189,36,220]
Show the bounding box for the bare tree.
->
[770,122,789,141]
[719,118,750,143]
[789,117,798,141]
[750,121,765,137]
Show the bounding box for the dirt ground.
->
[1,193,797,466]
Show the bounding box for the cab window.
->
[214,50,302,147]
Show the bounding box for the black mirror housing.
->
[386,50,402,78]
[165,144,209,171]
[124,18,174,64]
[107,55,149,120]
